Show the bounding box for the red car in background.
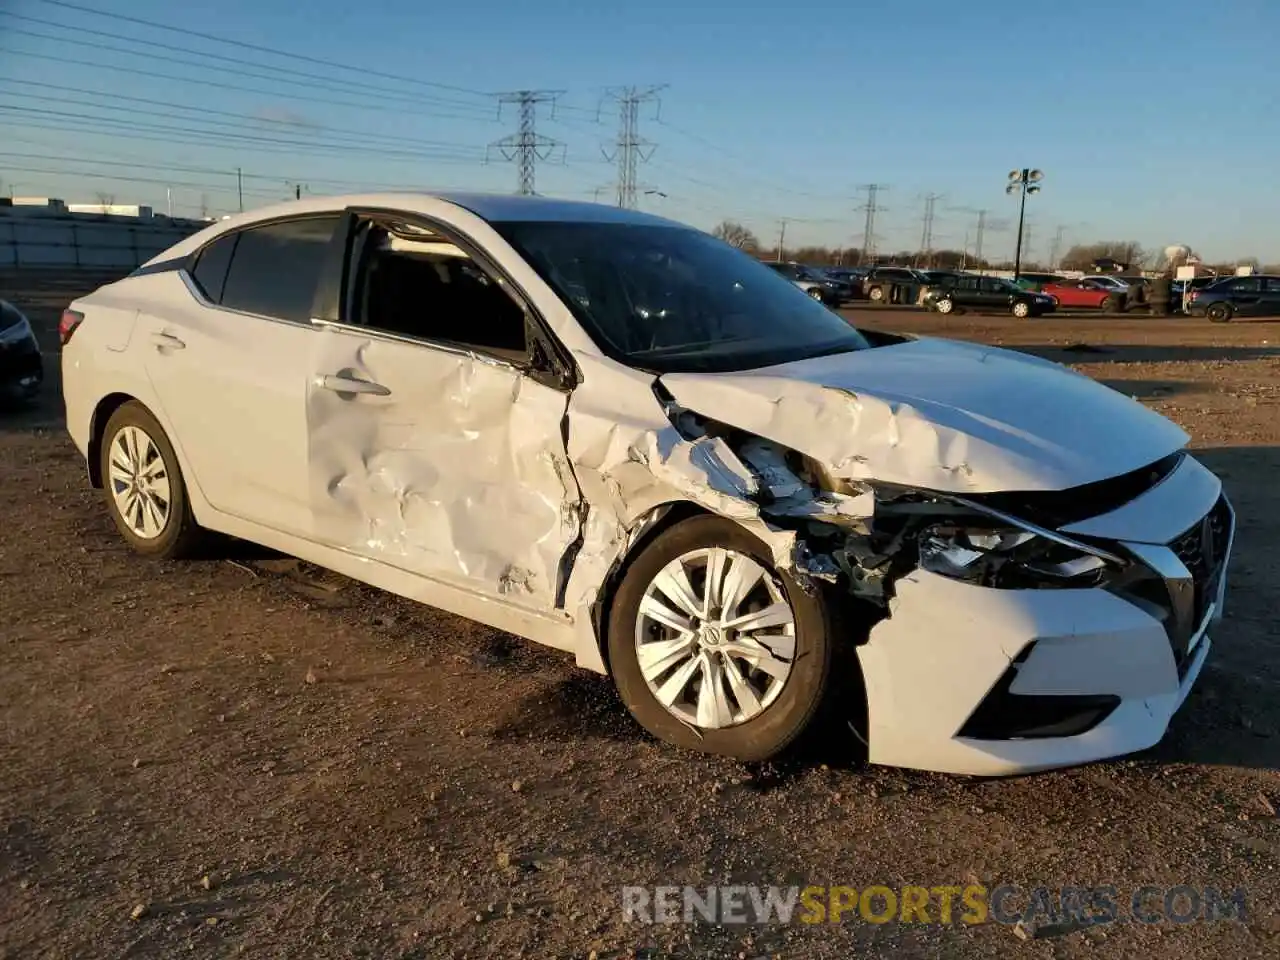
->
[1041,279,1126,312]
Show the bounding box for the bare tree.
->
[1059,241,1148,272]
[712,220,760,251]
[94,191,116,207]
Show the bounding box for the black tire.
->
[1206,302,1233,323]
[607,515,834,762]
[1102,295,1121,313]
[868,285,885,302]
[1011,300,1032,319]
[807,287,825,301]
[99,400,204,559]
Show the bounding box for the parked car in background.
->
[823,266,869,292]
[1041,278,1127,312]
[0,299,43,402]
[1081,275,1131,292]
[1171,275,1220,312]
[862,266,926,302]
[1186,274,1280,322]
[924,274,1056,318]
[1011,272,1064,292]
[59,191,1235,775]
[763,261,846,305]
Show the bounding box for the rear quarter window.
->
[189,233,239,303]
[219,216,341,323]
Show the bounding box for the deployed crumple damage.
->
[657,337,1190,494]
[307,329,581,606]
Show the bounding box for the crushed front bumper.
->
[856,455,1234,776]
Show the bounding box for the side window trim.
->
[181,212,343,327]
[326,206,577,389]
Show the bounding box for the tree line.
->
[711,221,1274,275]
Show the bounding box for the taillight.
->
[58,309,84,344]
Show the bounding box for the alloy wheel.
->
[107,424,172,539]
[634,547,796,730]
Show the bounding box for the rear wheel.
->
[868,285,885,302]
[99,401,204,558]
[1102,295,1121,313]
[1207,302,1233,323]
[935,297,955,314]
[607,515,833,761]
[808,287,825,301]
[1011,300,1031,318]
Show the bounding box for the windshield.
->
[495,221,871,373]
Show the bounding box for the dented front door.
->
[305,325,581,610]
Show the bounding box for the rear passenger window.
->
[220,216,340,322]
[190,233,238,303]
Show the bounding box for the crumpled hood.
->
[658,337,1189,493]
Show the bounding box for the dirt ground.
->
[3,270,1280,959]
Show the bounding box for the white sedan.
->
[60,193,1234,775]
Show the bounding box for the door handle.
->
[150,331,186,350]
[317,373,391,397]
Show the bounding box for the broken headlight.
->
[918,524,1113,589]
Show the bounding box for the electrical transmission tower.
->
[918,193,943,267]
[488,90,565,196]
[601,85,665,208]
[857,184,888,264]
[1048,225,1066,270]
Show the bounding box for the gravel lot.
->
[3,270,1280,959]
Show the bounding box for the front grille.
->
[1165,495,1233,676]
[1169,495,1232,627]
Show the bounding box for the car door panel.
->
[306,328,579,608]
[139,276,315,535]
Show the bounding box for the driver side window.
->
[344,217,528,360]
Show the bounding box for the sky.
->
[1,0,1278,263]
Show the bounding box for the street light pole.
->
[1005,168,1043,280]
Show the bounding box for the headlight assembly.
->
[918,523,1115,589]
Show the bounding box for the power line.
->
[602,86,664,209]
[0,22,496,119]
[33,0,495,100]
[0,105,485,163]
[0,87,490,156]
[487,91,565,195]
[0,12,496,116]
[0,48,495,125]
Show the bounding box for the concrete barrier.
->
[0,211,205,269]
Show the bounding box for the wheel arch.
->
[588,500,714,676]
[87,392,140,488]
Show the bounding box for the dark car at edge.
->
[923,274,1056,318]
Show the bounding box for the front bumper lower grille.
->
[1164,495,1233,677]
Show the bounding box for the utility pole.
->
[974,210,987,273]
[1022,219,1034,266]
[199,193,208,219]
[918,192,942,268]
[166,186,172,218]
[775,219,788,262]
[601,85,665,209]
[1004,167,1044,280]
[237,167,243,212]
[857,184,888,264]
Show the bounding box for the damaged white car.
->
[61,194,1234,775]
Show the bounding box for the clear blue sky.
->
[1,0,1277,263]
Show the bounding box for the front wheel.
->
[808,287,825,301]
[1102,295,1122,313]
[1207,302,1233,323]
[607,515,833,761]
[1011,300,1031,318]
[868,286,885,302]
[934,297,955,315]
